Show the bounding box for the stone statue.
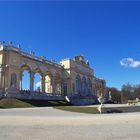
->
[10,73,17,88]
[98,93,105,113]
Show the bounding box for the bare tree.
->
[106,87,121,104]
[121,83,136,103]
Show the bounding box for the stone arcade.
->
[0,42,106,105]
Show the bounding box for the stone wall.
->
[101,105,140,113]
[69,95,97,105]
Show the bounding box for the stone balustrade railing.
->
[0,44,62,69]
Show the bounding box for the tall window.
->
[72,83,75,92]
[64,83,67,95]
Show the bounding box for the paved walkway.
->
[0,107,140,140]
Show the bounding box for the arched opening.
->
[76,75,82,95]
[55,73,62,95]
[45,71,52,94]
[87,78,92,95]
[72,83,75,93]
[22,70,30,90]
[20,64,31,92]
[82,76,88,96]
[34,68,42,93]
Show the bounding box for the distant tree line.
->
[106,83,140,104]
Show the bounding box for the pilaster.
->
[41,74,45,93]
[30,71,35,93]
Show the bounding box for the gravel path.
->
[0,107,140,140]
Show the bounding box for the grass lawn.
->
[54,106,100,114]
[0,99,34,108]
[0,99,70,108]
[0,99,99,114]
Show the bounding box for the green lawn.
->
[0,99,34,108]
[54,106,100,114]
[0,99,69,108]
[0,99,99,114]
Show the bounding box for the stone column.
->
[0,67,5,90]
[61,83,63,95]
[30,71,34,93]
[58,83,62,95]
[52,76,56,95]
[20,78,22,91]
[20,72,23,91]
[41,74,45,93]
[60,82,64,95]
[50,79,53,93]
[0,69,2,89]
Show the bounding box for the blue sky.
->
[0,1,140,89]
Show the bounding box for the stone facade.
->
[0,42,106,105]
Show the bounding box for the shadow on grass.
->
[0,98,71,108]
[0,99,71,108]
[0,106,4,109]
[0,99,4,108]
[21,100,70,107]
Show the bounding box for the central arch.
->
[81,76,88,96]
[87,78,92,95]
[76,75,82,95]
[34,68,43,93]
[20,64,31,92]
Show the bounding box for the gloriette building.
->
[0,42,106,105]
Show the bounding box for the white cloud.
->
[120,58,140,68]
[35,81,41,88]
